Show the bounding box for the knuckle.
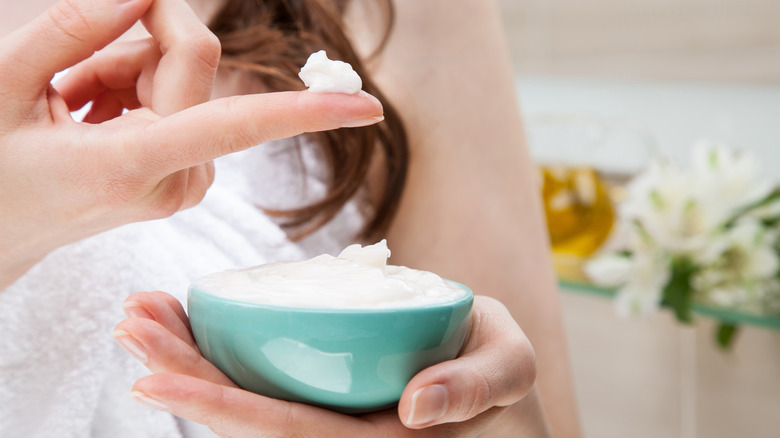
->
[144,172,190,219]
[0,48,21,91]
[199,385,231,431]
[221,96,258,152]
[221,95,242,121]
[95,174,182,220]
[166,27,220,75]
[190,348,214,371]
[465,368,495,418]
[149,192,185,219]
[516,342,537,398]
[142,37,160,54]
[504,332,537,404]
[87,157,152,209]
[181,189,207,211]
[151,290,183,313]
[283,404,299,436]
[188,31,222,72]
[95,173,145,206]
[467,298,538,407]
[46,0,94,44]
[475,295,512,316]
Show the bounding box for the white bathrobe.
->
[0,137,366,438]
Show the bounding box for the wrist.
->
[0,230,54,291]
[0,251,44,291]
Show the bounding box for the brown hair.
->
[208,0,408,241]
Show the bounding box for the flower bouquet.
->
[585,141,780,348]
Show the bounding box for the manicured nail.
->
[112,330,148,364]
[406,384,449,426]
[130,391,171,412]
[341,115,384,128]
[122,301,152,319]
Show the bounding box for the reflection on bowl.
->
[187,281,473,413]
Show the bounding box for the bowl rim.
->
[188,279,474,314]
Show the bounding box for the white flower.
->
[620,159,709,254]
[716,218,776,279]
[585,250,670,318]
[748,200,780,221]
[692,218,779,309]
[613,251,671,318]
[583,254,632,288]
[619,141,771,256]
[690,140,772,218]
[586,141,780,319]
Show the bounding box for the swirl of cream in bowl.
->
[191,240,468,309]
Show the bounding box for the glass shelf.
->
[559,278,780,331]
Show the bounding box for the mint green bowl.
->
[187,282,473,413]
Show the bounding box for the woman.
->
[0,0,580,436]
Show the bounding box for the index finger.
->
[130,90,384,175]
[0,0,153,99]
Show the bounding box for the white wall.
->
[498,0,780,83]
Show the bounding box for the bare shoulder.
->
[346,3,583,436]
[346,0,536,286]
[347,0,516,129]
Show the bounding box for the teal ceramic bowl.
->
[187,281,473,413]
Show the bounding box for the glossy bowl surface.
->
[188,282,473,413]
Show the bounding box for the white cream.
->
[193,241,467,309]
[298,50,362,94]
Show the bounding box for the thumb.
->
[1,0,152,98]
[398,296,537,429]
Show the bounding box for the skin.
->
[0,0,581,436]
[360,1,583,436]
[0,0,383,290]
[118,1,580,435]
[115,291,543,437]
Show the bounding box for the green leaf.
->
[661,259,696,324]
[726,187,780,227]
[716,323,739,350]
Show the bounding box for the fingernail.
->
[113,330,148,364]
[406,384,449,426]
[341,115,384,128]
[122,301,153,319]
[130,391,171,412]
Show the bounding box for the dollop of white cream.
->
[298,50,362,94]
[193,240,467,309]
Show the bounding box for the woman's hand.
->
[0,0,384,290]
[113,292,544,437]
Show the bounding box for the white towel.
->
[0,138,365,437]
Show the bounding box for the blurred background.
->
[496,0,780,437]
